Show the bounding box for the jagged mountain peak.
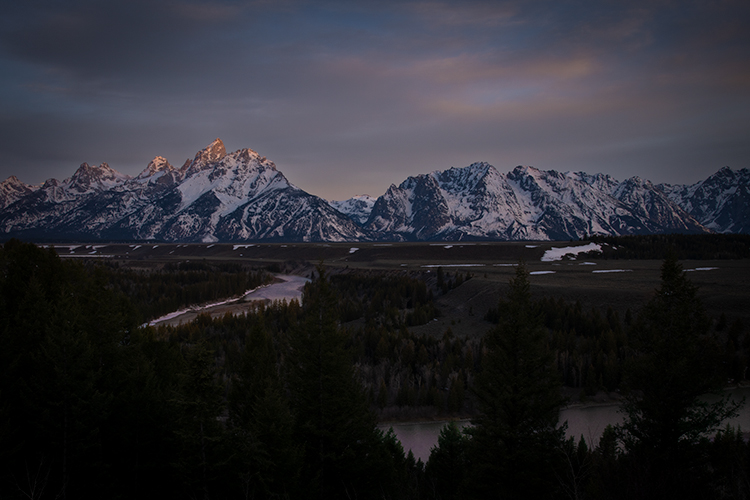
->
[179,141,278,181]
[185,138,227,175]
[137,156,175,179]
[227,148,277,171]
[701,166,750,187]
[1,175,38,210]
[659,166,750,234]
[507,165,545,189]
[68,162,129,193]
[438,161,493,175]
[328,194,376,226]
[622,175,650,187]
[511,165,541,175]
[1,175,25,189]
[201,138,226,161]
[717,165,733,176]
[433,162,496,190]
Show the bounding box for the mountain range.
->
[1,139,747,242]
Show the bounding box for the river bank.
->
[382,386,750,462]
[147,274,309,327]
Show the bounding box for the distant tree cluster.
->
[436,266,472,294]
[95,259,271,322]
[489,296,631,396]
[354,324,480,417]
[589,233,750,260]
[328,270,440,326]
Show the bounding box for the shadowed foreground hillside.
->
[2,237,749,499]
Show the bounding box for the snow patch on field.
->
[63,254,113,258]
[530,271,556,275]
[592,269,632,274]
[541,243,602,262]
[349,247,359,254]
[421,264,486,268]
[686,267,719,272]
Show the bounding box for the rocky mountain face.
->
[0,176,37,210]
[328,195,376,226]
[659,167,750,234]
[361,163,710,241]
[0,140,746,242]
[0,139,365,242]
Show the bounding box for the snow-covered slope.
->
[328,195,376,225]
[365,163,707,241]
[0,139,366,242]
[659,167,750,234]
[0,176,38,210]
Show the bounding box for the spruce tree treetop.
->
[619,252,743,497]
[622,253,740,450]
[289,265,391,500]
[466,262,566,499]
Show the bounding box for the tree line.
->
[588,233,750,260]
[93,259,271,323]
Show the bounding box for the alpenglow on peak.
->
[195,138,227,164]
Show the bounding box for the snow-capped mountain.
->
[365,163,707,241]
[0,139,746,242]
[328,195,376,226]
[659,167,750,234]
[0,176,38,210]
[0,139,365,242]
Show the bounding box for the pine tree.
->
[229,317,301,499]
[0,240,151,499]
[619,252,742,498]
[172,341,226,500]
[465,262,566,499]
[425,420,468,500]
[288,266,389,499]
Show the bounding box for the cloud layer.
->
[1,0,748,199]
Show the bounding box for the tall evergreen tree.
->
[425,420,468,500]
[466,263,566,499]
[229,317,301,499]
[0,239,154,499]
[287,266,391,499]
[619,252,742,499]
[172,341,227,500]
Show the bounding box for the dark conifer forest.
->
[1,238,749,499]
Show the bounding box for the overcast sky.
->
[1,0,748,200]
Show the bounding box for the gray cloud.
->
[0,0,748,200]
